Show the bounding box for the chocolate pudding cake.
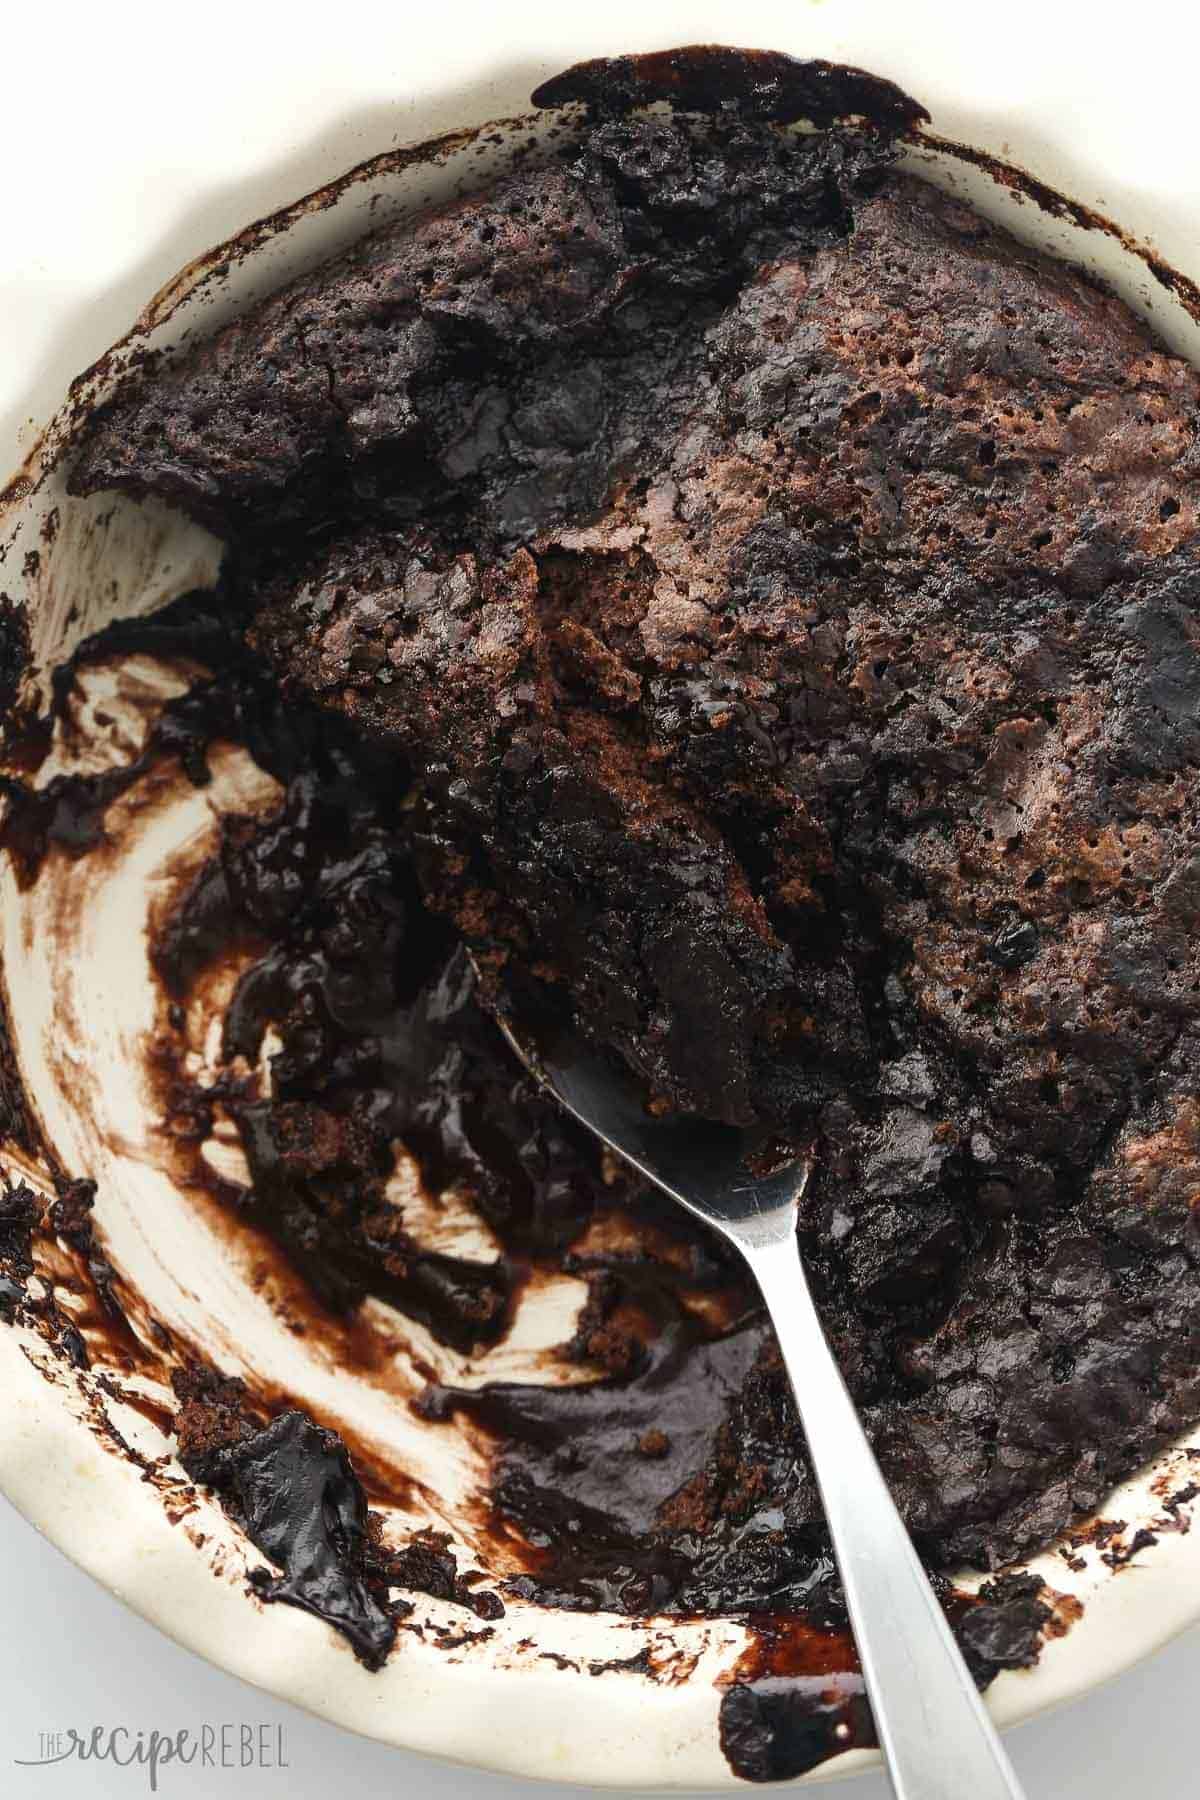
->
[7,45,1197,1774]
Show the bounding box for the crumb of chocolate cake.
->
[637,1427,670,1458]
[0,1180,41,1314]
[172,1363,265,1480]
[47,1176,98,1248]
[368,1523,506,1621]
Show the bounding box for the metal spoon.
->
[491,1002,1026,1800]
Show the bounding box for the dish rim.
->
[2,61,1200,1789]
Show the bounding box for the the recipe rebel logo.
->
[14,1724,290,1791]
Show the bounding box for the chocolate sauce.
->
[199,1405,400,1669]
[422,1312,771,1615]
[152,691,639,1350]
[951,1575,1053,1685]
[172,1362,405,1663]
[531,44,930,136]
[0,591,29,718]
[0,589,265,886]
[0,553,1073,1727]
[716,1572,1055,1782]
[718,1617,874,1783]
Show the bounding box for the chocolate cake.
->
[71,105,1200,1141]
[35,51,1200,1769]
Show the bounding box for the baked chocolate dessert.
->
[74,109,900,1125]
[72,105,1200,1144]
[28,48,1200,1773]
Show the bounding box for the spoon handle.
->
[749,1234,1027,1800]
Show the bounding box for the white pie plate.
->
[1,8,1199,1789]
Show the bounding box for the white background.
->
[3,1,1200,1794]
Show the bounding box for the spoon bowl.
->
[490,1005,811,1245]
